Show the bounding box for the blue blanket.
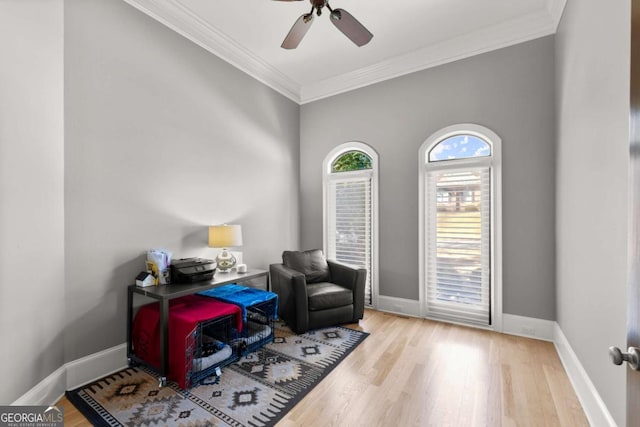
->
[198,284,278,321]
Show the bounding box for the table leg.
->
[159,298,169,384]
[126,287,133,363]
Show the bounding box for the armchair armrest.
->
[327,260,367,321]
[269,263,310,334]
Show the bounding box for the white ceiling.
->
[123,0,566,104]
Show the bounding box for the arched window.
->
[428,134,491,162]
[419,124,502,328]
[331,150,373,172]
[323,142,378,308]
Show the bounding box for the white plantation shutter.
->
[426,167,491,325]
[327,173,372,305]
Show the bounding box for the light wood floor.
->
[58,310,589,426]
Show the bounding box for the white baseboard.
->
[502,313,555,341]
[65,343,128,390]
[12,343,128,406]
[377,295,421,317]
[11,366,66,406]
[553,324,617,427]
[377,298,556,342]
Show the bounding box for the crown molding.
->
[123,0,565,105]
[122,0,301,103]
[547,0,568,30]
[300,9,557,103]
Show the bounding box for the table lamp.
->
[208,224,243,272]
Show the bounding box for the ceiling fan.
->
[275,0,373,49]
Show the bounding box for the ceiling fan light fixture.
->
[279,0,372,49]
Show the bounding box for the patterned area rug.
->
[66,322,368,426]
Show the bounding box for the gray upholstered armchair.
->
[269,249,366,334]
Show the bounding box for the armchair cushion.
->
[306,282,354,311]
[282,249,330,284]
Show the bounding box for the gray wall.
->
[300,36,557,320]
[555,0,629,424]
[63,0,300,362]
[6,3,629,422]
[0,1,66,403]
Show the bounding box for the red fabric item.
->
[131,295,242,388]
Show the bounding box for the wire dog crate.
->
[132,288,277,390]
[238,298,276,355]
[185,313,239,389]
[131,295,243,390]
[197,285,278,356]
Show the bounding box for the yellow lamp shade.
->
[208,224,243,248]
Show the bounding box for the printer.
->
[170,258,217,284]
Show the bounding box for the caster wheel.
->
[158,377,167,388]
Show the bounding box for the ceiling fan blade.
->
[330,8,373,47]
[281,13,314,49]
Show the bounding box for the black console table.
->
[126,268,269,386]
